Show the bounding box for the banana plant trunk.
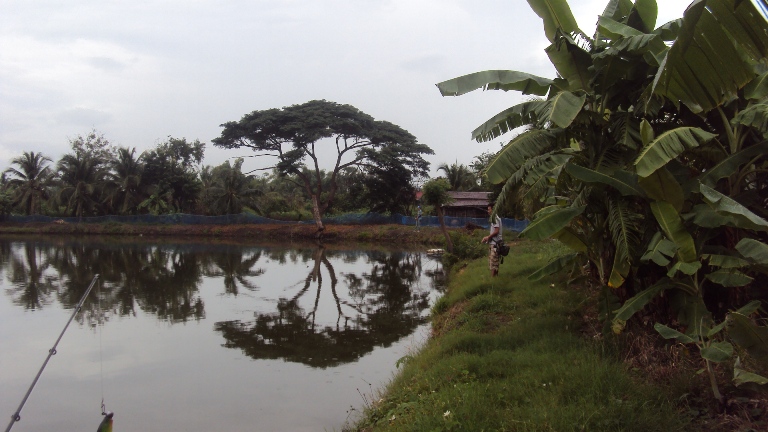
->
[706,360,725,405]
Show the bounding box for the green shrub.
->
[442,230,486,267]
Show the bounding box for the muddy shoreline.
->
[0,222,447,245]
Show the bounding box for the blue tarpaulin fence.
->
[4,213,529,232]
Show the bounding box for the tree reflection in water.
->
[204,247,264,296]
[0,238,443,367]
[1,239,210,323]
[214,245,436,368]
[5,242,58,310]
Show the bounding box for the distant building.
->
[443,191,491,219]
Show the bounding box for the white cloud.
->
[0,0,692,173]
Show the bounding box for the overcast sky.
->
[0,0,690,177]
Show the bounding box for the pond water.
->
[0,236,445,432]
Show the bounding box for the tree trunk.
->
[311,194,325,238]
[437,206,454,253]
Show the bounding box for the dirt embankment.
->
[0,221,446,245]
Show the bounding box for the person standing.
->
[481,204,502,277]
[416,205,423,231]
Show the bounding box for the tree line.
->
[1,101,453,221]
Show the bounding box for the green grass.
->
[349,240,687,432]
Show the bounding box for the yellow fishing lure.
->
[96,412,113,432]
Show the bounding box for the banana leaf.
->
[653,18,682,41]
[528,252,579,281]
[614,278,670,321]
[552,227,587,252]
[735,300,762,317]
[700,184,768,232]
[667,260,702,277]
[640,118,654,146]
[545,35,593,92]
[702,254,750,269]
[471,100,550,142]
[597,15,644,38]
[634,127,717,177]
[596,16,666,62]
[727,312,768,364]
[520,205,586,241]
[732,105,768,138]
[670,291,712,336]
[610,111,642,150]
[436,70,552,97]
[654,323,696,343]
[734,365,768,386]
[651,0,768,114]
[638,167,683,211]
[695,141,768,188]
[632,0,657,32]
[607,197,642,288]
[736,238,768,264]
[549,91,586,128]
[641,231,677,266]
[744,71,768,100]
[706,269,754,287]
[486,129,558,184]
[650,201,697,262]
[527,0,581,43]
[608,251,630,288]
[599,0,633,26]
[701,341,734,363]
[565,164,644,196]
[687,203,737,228]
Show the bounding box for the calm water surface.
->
[0,236,445,431]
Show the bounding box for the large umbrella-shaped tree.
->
[214,100,433,236]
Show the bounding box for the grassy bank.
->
[349,240,688,431]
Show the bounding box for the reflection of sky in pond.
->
[0,239,444,432]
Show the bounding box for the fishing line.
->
[99,277,106,415]
[97,277,113,432]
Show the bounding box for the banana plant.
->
[437,0,768,401]
[650,300,765,403]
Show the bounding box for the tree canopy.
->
[213,100,433,232]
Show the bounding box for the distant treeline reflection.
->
[1,238,443,367]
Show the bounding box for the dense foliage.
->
[438,0,768,401]
[1,122,431,219]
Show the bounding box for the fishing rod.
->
[5,274,101,432]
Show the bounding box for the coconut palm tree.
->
[205,158,261,215]
[437,162,477,191]
[4,151,53,215]
[56,154,108,217]
[104,147,145,215]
